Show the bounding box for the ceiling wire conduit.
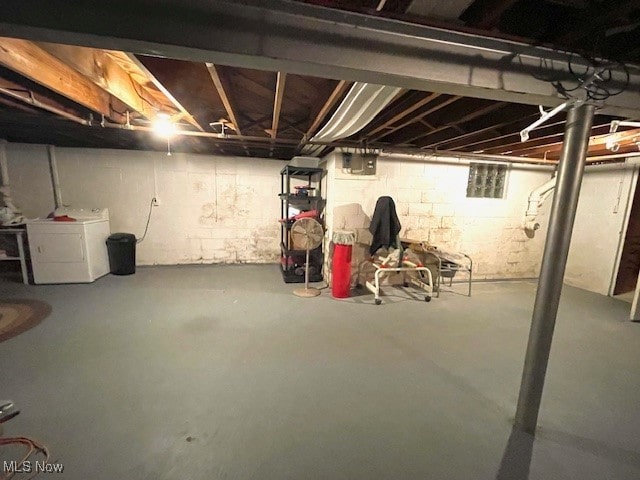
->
[0,87,91,125]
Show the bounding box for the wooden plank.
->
[36,42,163,120]
[206,63,243,135]
[452,119,568,153]
[433,110,541,150]
[369,96,462,142]
[366,92,440,138]
[0,37,111,116]
[270,72,286,139]
[407,102,507,146]
[126,53,205,131]
[496,124,616,157]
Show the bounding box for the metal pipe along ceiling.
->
[302,82,402,155]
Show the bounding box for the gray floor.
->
[1,265,640,479]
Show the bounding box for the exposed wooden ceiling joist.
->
[365,92,441,138]
[0,37,115,120]
[269,72,287,139]
[126,53,205,132]
[368,96,463,142]
[206,63,243,135]
[7,0,638,117]
[497,124,615,157]
[35,42,169,121]
[434,110,541,150]
[369,96,462,142]
[410,101,507,146]
[455,119,569,152]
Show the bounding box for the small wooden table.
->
[0,228,29,284]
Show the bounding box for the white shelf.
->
[0,229,29,284]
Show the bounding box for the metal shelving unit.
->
[279,165,324,283]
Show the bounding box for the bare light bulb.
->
[153,113,176,138]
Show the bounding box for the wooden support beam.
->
[431,110,541,150]
[481,127,570,155]
[206,63,243,135]
[501,124,626,157]
[36,42,168,121]
[453,119,568,153]
[408,102,507,146]
[126,53,205,131]
[269,72,286,139]
[0,37,112,117]
[369,96,462,142]
[365,92,440,138]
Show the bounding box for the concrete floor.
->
[1,265,640,479]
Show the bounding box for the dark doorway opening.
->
[614,175,640,295]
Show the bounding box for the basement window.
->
[467,163,507,199]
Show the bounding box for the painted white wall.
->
[323,151,554,281]
[565,162,638,296]
[7,141,631,292]
[5,143,55,218]
[5,143,285,265]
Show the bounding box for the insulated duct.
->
[302,82,401,156]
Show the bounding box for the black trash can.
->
[106,233,137,275]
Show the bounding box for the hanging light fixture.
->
[153,113,176,138]
[152,113,176,156]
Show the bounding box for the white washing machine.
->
[27,208,111,284]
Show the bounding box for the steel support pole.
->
[514,103,595,434]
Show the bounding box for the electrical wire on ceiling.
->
[525,50,630,102]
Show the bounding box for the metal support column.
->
[514,103,596,434]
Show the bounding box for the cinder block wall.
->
[6,143,633,292]
[5,143,284,265]
[323,152,554,281]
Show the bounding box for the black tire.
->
[375,299,382,305]
[425,296,431,302]
[355,284,363,290]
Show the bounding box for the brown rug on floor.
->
[0,299,51,343]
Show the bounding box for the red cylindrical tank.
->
[332,243,352,298]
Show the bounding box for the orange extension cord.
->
[0,437,50,480]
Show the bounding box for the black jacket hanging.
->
[368,196,401,255]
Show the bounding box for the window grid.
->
[467,163,507,198]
